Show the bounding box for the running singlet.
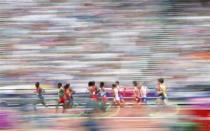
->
[141,86,147,98]
[133,87,140,97]
[99,89,107,103]
[133,86,140,102]
[36,88,44,99]
[65,89,70,100]
[114,88,120,101]
[36,88,42,95]
[58,88,65,103]
[90,87,98,100]
[100,89,106,97]
[160,84,167,98]
[117,86,124,100]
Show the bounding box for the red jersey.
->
[89,86,98,100]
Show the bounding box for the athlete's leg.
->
[62,103,66,113]
[33,99,41,111]
[162,96,167,105]
[156,95,162,105]
[69,98,73,108]
[56,100,60,113]
[33,103,37,111]
[120,97,125,107]
[40,98,47,107]
[142,97,147,104]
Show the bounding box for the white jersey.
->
[114,88,120,101]
[141,86,147,98]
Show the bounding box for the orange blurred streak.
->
[186,51,210,60]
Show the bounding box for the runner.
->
[88,81,99,101]
[133,81,140,104]
[99,82,107,106]
[140,82,147,104]
[69,84,75,108]
[112,84,121,106]
[64,84,70,108]
[34,82,47,111]
[115,81,125,105]
[56,82,66,113]
[156,78,167,105]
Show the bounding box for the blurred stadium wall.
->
[0,0,210,91]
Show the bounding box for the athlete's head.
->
[158,78,164,84]
[57,82,62,88]
[112,84,116,89]
[88,81,92,87]
[115,81,119,85]
[35,82,40,88]
[100,82,104,88]
[64,84,70,90]
[133,81,138,86]
[88,81,95,87]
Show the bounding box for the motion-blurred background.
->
[0,0,210,130]
[0,0,210,89]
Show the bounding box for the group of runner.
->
[56,82,75,113]
[132,81,147,104]
[34,78,168,112]
[34,82,75,113]
[87,78,167,107]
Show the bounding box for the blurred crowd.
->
[1,1,210,130]
[0,0,210,92]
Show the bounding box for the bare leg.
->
[113,99,117,105]
[65,100,70,109]
[62,103,66,113]
[120,99,125,107]
[156,98,161,105]
[33,100,40,111]
[41,99,47,107]
[115,100,120,107]
[56,101,60,113]
[33,103,37,111]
